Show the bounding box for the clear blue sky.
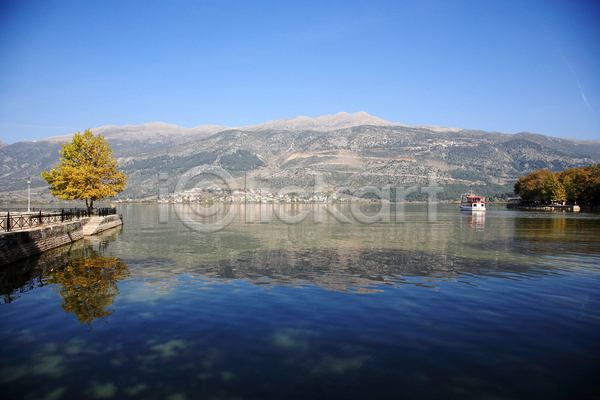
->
[1,0,599,144]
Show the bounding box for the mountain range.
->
[1,112,599,201]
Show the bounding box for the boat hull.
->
[461,204,486,211]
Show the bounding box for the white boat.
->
[461,193,486,212]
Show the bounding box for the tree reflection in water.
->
[46,249,129,325]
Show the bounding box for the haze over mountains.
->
[1,112,599,201]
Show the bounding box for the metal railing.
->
[96,207,117,217]
[0,207,117,232]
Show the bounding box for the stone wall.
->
[0,220,86,266]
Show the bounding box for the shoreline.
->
[0,215,122,266]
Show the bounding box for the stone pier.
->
[0,215,122,266]
[82,215,123,236]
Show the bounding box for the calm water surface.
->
[1,203,599,399]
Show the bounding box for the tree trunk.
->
[86,198,94,217]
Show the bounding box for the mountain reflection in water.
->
[3,242,536,302]
[132,247,543,293]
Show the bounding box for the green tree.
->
[541,173,567,203]
[514,164,600,205]
[557,167,589,203]
[585,164,600,204]
[41,129,128,214]
[514,169,552,200]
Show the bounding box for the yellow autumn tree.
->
[41,129,128,214]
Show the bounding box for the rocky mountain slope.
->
[119,123,600,200]
[1,112,599,201]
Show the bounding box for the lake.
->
[1,203,599,399]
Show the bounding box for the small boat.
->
[461,193,486,212]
